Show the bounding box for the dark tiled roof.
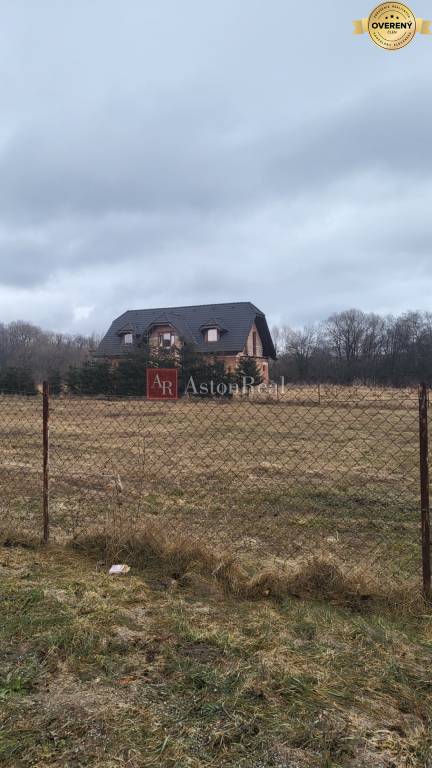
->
[95,302,276,359]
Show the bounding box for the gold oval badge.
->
[368,2,416,48]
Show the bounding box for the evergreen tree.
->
[235,356,264,391]
[66,360,113,395]
[64,342,237,399]
[0,367,37,395]
[179,344,234,397]
[206,358,236,397]
[178,342,208,394]
[66,365,82,394]
[112,341,177,397]
[47,368,62,395]
[113,354,148,396]
[79,360,113,395]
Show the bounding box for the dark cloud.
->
[1,79,430,223]
[0,0,431,332]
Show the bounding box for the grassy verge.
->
[0,540,431,767]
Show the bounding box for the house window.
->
[252,331,257,356]
[207,328,218,342]
[123,333,133,345]
[159,332,175,348]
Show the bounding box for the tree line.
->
[66,343,263,397]
[271,309,432,385]
[0,321,263,396]
[0,321,98,394]
[2,309,432,394]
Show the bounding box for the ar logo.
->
[146,368,178,400]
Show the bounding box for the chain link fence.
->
[0,383,429,594]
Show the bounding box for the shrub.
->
[0,367,38,395]
[47,369,63,395]
[235,357,263,389]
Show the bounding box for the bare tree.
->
[286,325,319,379]
[325,309,368,362]
[271,309,432,385]
[0,320,97,383]
[271,324,292,356]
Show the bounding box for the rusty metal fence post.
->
[42,381,50,543]
[418,383,431,599]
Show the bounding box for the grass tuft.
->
[71,524,418,612]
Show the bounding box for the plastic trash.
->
[109,564,130,575]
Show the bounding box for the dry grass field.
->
[1,388,432,767]
[0,386,421,587]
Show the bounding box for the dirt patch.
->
[180,641,224,664]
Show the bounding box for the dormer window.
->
[159,332,176,348]
[199,320,226,343]
[123,333,133,345]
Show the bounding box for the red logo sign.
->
[146,368,178,400]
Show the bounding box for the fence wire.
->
[0,394,42,539]
[0,385,425,589]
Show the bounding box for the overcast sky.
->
[0,0,431,335]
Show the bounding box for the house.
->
[95,301,276,383]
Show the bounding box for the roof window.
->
[206,328,219,342]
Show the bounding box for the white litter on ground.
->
[109,564,131,575]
